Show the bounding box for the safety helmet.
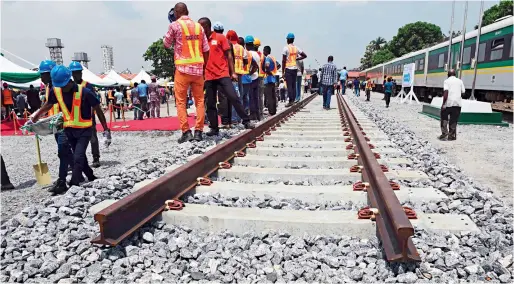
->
[213,21,224,32]
[245,35,254,44]
[38,60,57,74]
[69,61,83,71]
[50,65,72,88]
[286,33,295,39]
[254,38,261,47]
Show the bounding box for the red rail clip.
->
[246,142,256,148]
[390,181,400,190]
[256,135,264,141]
[353,181,368,191]
[219,162,232,169]
[164,199,184,211]
[346,144,354,150]
[344,137,352,142]
[358,206,376,220]
[374,152,381,159]
[265,130,271,135]
[368,143,375,149]
[343,132,351,137]
[271,126,277,131]
[362,131,366,135]
[343,127,349,131]
[380,165,389,172]
[364,137,370,142]
[197,177,212,186]
[403,206,417,219]
[234,151,246,158]
[350,165,362,173]
[347,153,358,160]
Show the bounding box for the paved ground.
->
[352,90,513,203]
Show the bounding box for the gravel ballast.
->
[1,98,513,283]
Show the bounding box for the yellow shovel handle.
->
[35,138,43,168]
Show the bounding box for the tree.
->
[359,42,376,69]
[388,22,444,57]
[371,37,387,51]
[143,38,175,79]
[477,0,513,28]
[371,49,395,66]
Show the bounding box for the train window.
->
[490,38,505,61]
[463,46,472,64]
[419,59,425,70]
[478,42,486,62]
[510,35,513,58]
[438,53,445,68]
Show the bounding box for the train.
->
[361,16,513,103]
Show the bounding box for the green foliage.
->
[480,0,513,27]
[371,37,387,51]
[371,49,395,66]
[143,38,175,79]
[388,21,444,57]
[360,43,375,70]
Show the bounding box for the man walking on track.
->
[30,65,111,195]
[281,33,307,107]
[69,61,101,168]
[163,2,210,143]
[339,66,348,95]
[439,69,465,141]
[198,17,255,137]
[262,45,278,115]
[320,56,338,110]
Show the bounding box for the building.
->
[71,52,90,69]
[101,45,114,74]
[45,38,64,65]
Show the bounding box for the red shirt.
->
[205,32,231,81]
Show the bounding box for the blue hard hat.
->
[69,61,83,71]
[39,60,56,74]
[50,65,72,88]
[213,21,224,32]
[286,33,295,39]
[245,35,254,44]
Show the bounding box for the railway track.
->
[92,93,478,263]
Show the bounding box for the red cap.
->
[226,30,238,44]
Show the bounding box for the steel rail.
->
[336,94,421,262]
[92,94,317,246]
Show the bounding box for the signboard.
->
[402,63,415,87]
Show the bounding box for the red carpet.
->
[1,115,209,136]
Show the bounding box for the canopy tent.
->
[0,54,40,84]
[130,69,152,84]
[82,67,116,87]
[105,69,130,86]
[5,79,43,89]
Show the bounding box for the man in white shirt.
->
[440,69,465,141]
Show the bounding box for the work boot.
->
[438,134,448,141]
[285,102,293,107]
[448,123,457,141]
[205,128,219,137]
[193,130,203,142]
[178,130,194,143]
[1,183,14,191]
[243,121,255,129]
[92,159,101,168]
[49,179,68,195]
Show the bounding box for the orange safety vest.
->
[2,89,13,105]
[285,44,298,68]
[108,90,114,100]
[45,85,60,116]
[54,85,93,128]
[258,51,265,78]
[265,55,278,77]
[175,19,204,66]
[243,49,254,74]
[233,44,246,75]
[366,80,373,90]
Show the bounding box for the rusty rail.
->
[92,94,317,246]
[336,94,420,262]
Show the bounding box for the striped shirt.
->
[163,16,210,77]
[320,62,338,86]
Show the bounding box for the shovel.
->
[33,137,51,186]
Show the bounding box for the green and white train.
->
[362,16,513,102]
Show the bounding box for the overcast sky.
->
[1,1,496,75]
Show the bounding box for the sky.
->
[1,1,498,75]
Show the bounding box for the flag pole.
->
[458,1,468,78]
[447,0,456,71]
[470,0,484,100]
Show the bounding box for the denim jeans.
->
[285,69,297,103]
[295,76,302,102]
[242,83,251,114]
[340,80,346,94]
[54,132,73,181]
[322,84,334,109]
[355,86,360,97]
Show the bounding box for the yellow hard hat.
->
[254,38,261,47]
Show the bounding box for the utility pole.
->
[470,0,485,100]
[447,0,456,71]
[458,1,468,78]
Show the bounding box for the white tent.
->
[82,67,116,86]
[105,69,130,86]
[130,69,152,84]
[0,54,40,84]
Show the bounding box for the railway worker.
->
[212,22,234,128]
[320,55,338,110]
[339,67,348,95]
[148,76,161,118]
[69,61,101,168]
[254,38,265,118]
[262,45,278,115]
[163,2,210,143]
[30,66,111,195]
[382,75,387,100]
[198,17,255,137]
[242,35,261,120]
[439,69,465,141]
[225,29,244,125]
[383,77,394,108]
[365,77,373,101]
[281,33,307,107]
[1,83,14,120]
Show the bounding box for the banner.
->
[402,63,415,87]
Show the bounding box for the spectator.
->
[439,69,465,141]
[26,85,41,112]
[15,91,27,116]
[1,83,14,120]
[320,55,338,110]
[114,87,124,119]
[131,83,141,120]
[137,80,149,119]
[148,76,161,118]
[353,77,360,97]
[383,77,394,108]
